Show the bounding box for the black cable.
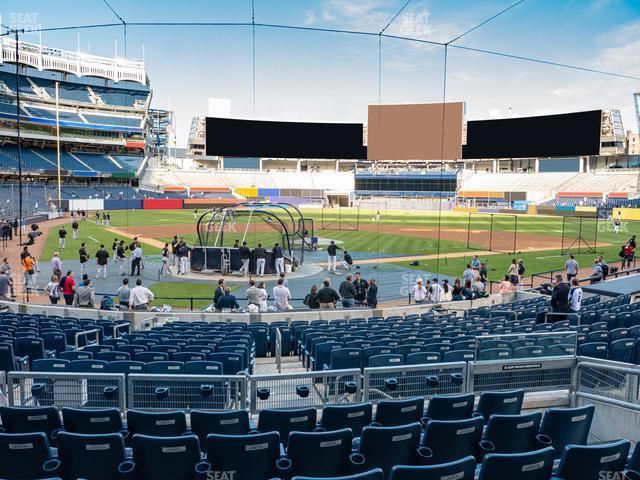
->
[252,0,256,117]
[448,0,526,44]
[379,0,414,34]
[102,0,126,24]
[380,32,444,47]
[102,0,127,56]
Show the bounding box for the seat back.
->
[608,339,635,363]
[69,359,109,373]
[258,408,317,446]
[32,358,70,372]
[131,434,202,480]
[359,423,421,476]
[478,447,555,480]
[368,354,404,367]
[538,405,594,458]
[146,361,184,374]
[190,410,250,446]
[0,432,53,479]
[108,360,146,374]
[95,351,131,362]
[0,406,62,439]
[422,417,484,464]
[556,439,630,480]
[287,429,353,478]
[374,397,424,427]
[58,431,126,480]
[184,360,223,375]
[476,389,524,422]
[483,412,542,453]
[126,410,187,437]
[330,348,363,370]
[320,403,373,436]
[390,457,476,480]
[59,350,93,361]
[425,394,475,421]
[406,352,441,365]
[61,408,123,434]
[206,432,280,480]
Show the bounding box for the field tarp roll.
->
[142,199,184,210]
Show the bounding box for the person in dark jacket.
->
[550,274,571,320]
[254,243,267,277]
[353,272,368,306]
[272,243,284,275]
[79,243,89,276]
[338,274,356,308]
[341,251,353,270]
[327,240,341,274]
[239,241,251,278]
[304,284,320,309]
[216,288,239,311]
[366,278,378,308]
[95,245,109,279]
[317,278,340,309]
[213,279,225,306]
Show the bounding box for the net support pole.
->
[513,214,518,254]
[55,81,62,211]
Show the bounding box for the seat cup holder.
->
[385,378,398,391]
[296,384,310,398]
[257,387,270,400]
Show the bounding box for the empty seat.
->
[368,354,404,367]
[390,456,476,480]
[608,339,635,363]
[374,397,424,427]
[184,360,223,375]
[134,351,169,363]
[482,412,543,453]
[578,342,608,359]
[327,348,362,370]
[405,352,441,365]
[0,406,62,441]
[538,404,594,458]
[0,432,59,479]
[190,410,250,446]
[478,348,512,361]
[126,410,186,437]
[59,351,92,361]
[358,423,422,476]
[57,431,126,480]
[555,439,630,480]
[61,408,124,435]
[443,350,475,362]
[127,434,207,480]
[108,360,146,374]
[513,346,545,359]
[478,447,555,480]
[284,429,354,478]
[146,361,184,374]
[206,432,280,480]
[320,403,373,436]
[475,389,524,422]
[258,408,317,446]
[95,351,131,362]
[424,393,475,421]
[421,417,484,464]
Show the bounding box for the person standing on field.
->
[95,244,109,279]
[117,240,127,275]
[79,243,89,275]
[272,242,284,275]
[327,240,340,274]
[72,219,79,240]
[58,227,67,248]
[254,243,266,277]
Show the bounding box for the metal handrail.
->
[574,360,640,410]
[112,323,130,338]
[75,329,100,349]
[275,328,282,374]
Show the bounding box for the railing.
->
[127,374,247,412]
[573,360,640,409]
[7,372,127,411]
[75,329,100,349]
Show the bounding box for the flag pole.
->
[55,81,62,210]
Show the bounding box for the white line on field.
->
[88,236,100,243]
[536,254,565,260]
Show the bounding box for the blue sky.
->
[2,0,640,146]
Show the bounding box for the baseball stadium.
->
[0,1,639,479]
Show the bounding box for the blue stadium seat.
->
[32,358,70,372]
[294,469,384,480]
[513,346,545,359]
[126,434,207,480]
[475,389,524,422]
[555,439,630,480]
[482,412,543,453]
[41,333,68,355]
[374,397,424,427]
[82,345,114,356]
[477,447,555,480]
[405,352,441,365]
[133,351,169,363]
[421,417,484,464]
[608,339,635,363]
[61,408,124,435]
[118,345,147,356]
[326,348,363,370]
[538,405,594,458]
[107,360,146,374]
[368,354,404,367]
[16,337,50,367]
[172,352,206,363]
[206,432,280,480]
[577,342,608,359]
[184,360,223,374]
[283,429,354,478]
[59,351,92,361]
[0,406,62,441]
[0,432,59,479]
[320,403,372,437]
[443,350,475,362]
[357,423,422,476]
[190,410,250,446]
[57,432,126,480]
[208,352,245,374]
[126,410,186,437]
[424,393,475,421]
[390,457,476,480]
[478,348,512,361]
[258,408,317,446]
[95,351,131,362]
[146,361,184,374]
[546,344,576,356]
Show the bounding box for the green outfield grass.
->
[61,209,637,284]
[149,281,239,309]
[39,220,160,264]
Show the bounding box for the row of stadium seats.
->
[2,398,634,480]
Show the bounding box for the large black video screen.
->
[205,117,366,159]
[462,110,601,159]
